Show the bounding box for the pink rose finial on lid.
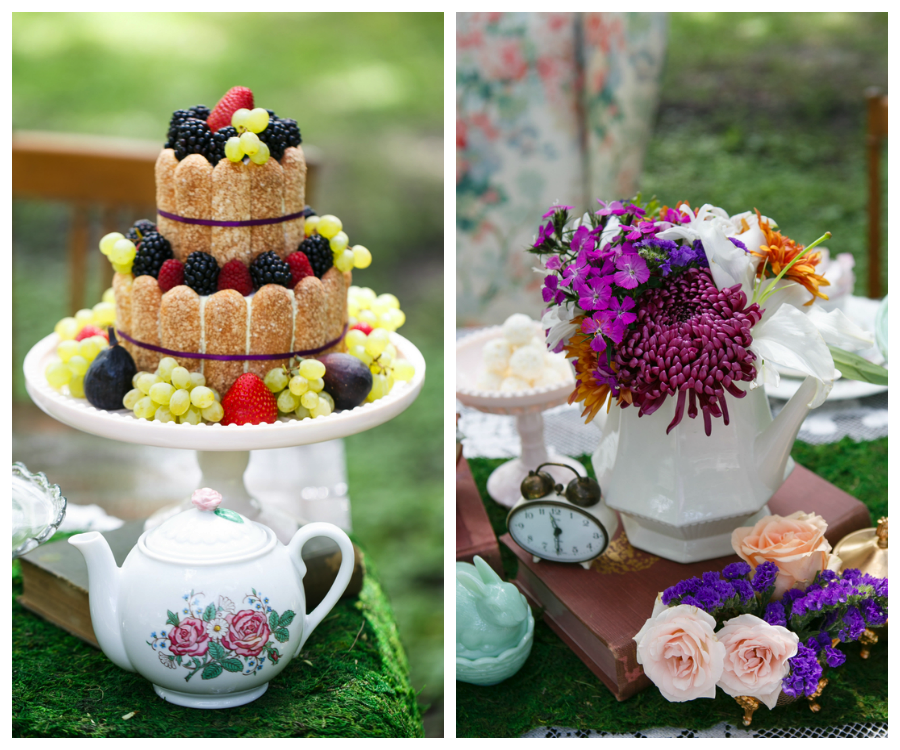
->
[192,488,223,512]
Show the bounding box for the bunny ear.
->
[457,570,487,597]
[474,556,503,586]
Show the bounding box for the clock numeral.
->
[527,535,533,543]
[538,508,545,515]
[551,509,561,516]
[524,512,533,519]
[569,512,574,519]
[572,546,578,554]
[593,532,600,539]
[515,523,524,529]
[587,543,593,551]
[542,542,547,550]
[582,520,589,527]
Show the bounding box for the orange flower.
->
[750,209,830,306]
[564,323,631,423]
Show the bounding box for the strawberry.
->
[221,373,278,425]
[217,259,253,296]
[76,325,108,342]
[286,251,315,287]
[158,259,185,293]
[207,86,254,133]
[351,322,374,336]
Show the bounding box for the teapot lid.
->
[142,489,274,564]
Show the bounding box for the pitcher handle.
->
[287,522,355,656]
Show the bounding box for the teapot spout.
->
[755,375,817,491]
[69,532,134,672]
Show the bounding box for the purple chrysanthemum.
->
[611,267,762,435]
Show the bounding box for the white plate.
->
[24,331,425,451]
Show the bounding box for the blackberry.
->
[298,234,333,279]
[126,219,158,244]
[250,251,293,289]
[210,125,238,164]
[164,105,209,148]
[303,206,317,218]
[171,118,219,163]
[131,231,174,279]
[184,252,220,295]
[257,114,302,161]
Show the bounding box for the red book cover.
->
[456,457,503,576]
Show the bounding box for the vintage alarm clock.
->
[506,463,617,569]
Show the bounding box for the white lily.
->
[542,304,579,351]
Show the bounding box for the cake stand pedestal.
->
[456,327,585,509]
[24,331,426,543]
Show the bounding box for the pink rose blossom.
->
[221,610,272,657]
[168,617,210,657]
[192,488,222,512]
[634,604,725,702]
[716,614,799,709]
[732,511,835,599]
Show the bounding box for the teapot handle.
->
[287,522,355,656]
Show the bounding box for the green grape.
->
[79,337,104,362]
[311,399,332,419]
[45,361,72,389]
[383,372,395,395]
[156,357,177,383]
[319,391,335,411]
[308,377,324,393]
[350,345,373,366]
[212,388,221,402]
[300,391,319,410]
[348,301,361,319]
[369,362,382,375]
[93,302,116,327]
[57,339,80,362]
[294,404,311,420]
[379,350,394,368]
[376,293,400,310]
[352,245,372,269]
[305,216,320,236]
[371,298,391,316]
[68,355,89,377]
[329,231,349,253]
[75,309,95,327]
[317,215,342,239]
[364,328,390,358]
[231,108,251,131]
[264,368,289,393]
[345,329,367,349]
[154,406,176,423]
[149,382,175,405]
[385,343,398,358]
[289,375,309,396]
[377,313,397,332]
[137,372,159,394]
[277,389,300,413]
[335,249,354,273]
[248,140,270,165]
[102,287,116,304]
[393,359,415,381]
[201,400,224,423]
[133,396,156,420]
[246,107,270,133]
[191,386,215,409]
[225,136,244,162]
[132,371,149,388]
[180,406,203,425]
[391,309,406,328]
[123,388,142,410]
[99,232,124,256]
[55,317,79,341]
[112,261,133,275]
[298,359,326,379]
[239,131,260,156]
[171,367,191,389]
[358,309,378,327]
[190,372,206,389]
[110,239,137,265]
[355,287,377,305]
[169,389,192,416]
[68,375,85,399]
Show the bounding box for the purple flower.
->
[595,199,628,217]
[613,253,650,289]
[723,562,751,580]
[589,334,608,354]
[842,568,862,584]
[570,225,597,256]
[625,221,658,242]
[782,644,823,698]
[728,236,748,252]
[542,274,560,303]
[575,275,612,311]
[860,598,887,627]
[731,578,754,603]
[534,221,554,247]
[544,256,562,271]
[824,645,846,668]
[752,562,779,593]
[680,595,702,609]
[764,601,787,627]
[581,315,601,335]
[837,606,866,642]
[599,296,637,344]
[817,569,838,584]
[542,204,573,218]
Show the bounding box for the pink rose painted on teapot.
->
[222,610,272,657]
[168,617,210,657]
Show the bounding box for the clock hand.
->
[550,515,562,554]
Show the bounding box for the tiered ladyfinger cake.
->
[108,87,360,395]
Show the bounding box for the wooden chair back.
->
[866,88,888,298]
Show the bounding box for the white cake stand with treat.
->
[456,321,585,509]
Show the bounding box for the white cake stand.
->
[24,331,426,542]
[456,326,585,508]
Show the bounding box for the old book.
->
[457,457,503,576]
[501,464,872,701]
[18,520,365,648]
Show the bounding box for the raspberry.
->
[207,86,254,133]
[351,322,374,336]
[250,251,292,290]
[75,325,108,342]
[217,259,253,296]
[184,252,220,295]
[298,234,333,278]
[158,259,185,293]
[221,373,278,425]
[286,251,315,287]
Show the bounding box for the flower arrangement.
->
[530,198,884,433]
[633,512,888,711]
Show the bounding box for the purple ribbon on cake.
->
[115,325,347,361]
[157,208,306,228]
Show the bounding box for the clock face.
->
[507,500,608,563]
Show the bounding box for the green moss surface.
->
[458,441,888,737]
[13,553,423,738]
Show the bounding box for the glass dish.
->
[12,462,67,558]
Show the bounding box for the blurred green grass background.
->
[12,11,443,735]
[640,12,888,296]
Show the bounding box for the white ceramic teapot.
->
[69,488,354,709]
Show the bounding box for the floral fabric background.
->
[457,12,668,324]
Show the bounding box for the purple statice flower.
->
[696,585,721,610]
[575,275,612,311]
[806,631,832,653]
[542,204,573,218]
[859,598,887,627]
[841,568,863,584]
[613,253,650,289]
[782,644,823,698]
[824,645,846,668]
[702,571,721,587]
[764,601,787,627]
[680,595,703,609]
[544,255,562,271]
[732,578,754,603]
[728,236,748,252]
[752,561,779,593]
[817,569,838,584]
[595,199,628,217]
[570,225,597,257]
[534,220,554,247]
[599,295,637,344]
[723,562,751,580]
[662,576,702,605]
[837,606,866,642]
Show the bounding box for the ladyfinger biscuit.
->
[159,286,202,372]
[112,272,135,360]
[131,275,164,373]
[175,154,213,258]
[203,289,248,395]
[249,158,285,260]
[211,159,252,267]
[155,149,180,257]
[292,276,330,354]
[320,267,350,353]
[281,146,307,254]
[248,284,294,379]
